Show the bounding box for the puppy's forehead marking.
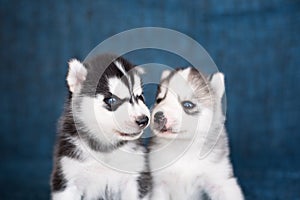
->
[158,68,197,101]
[179,68,192,80]
[111,61,144,102]
[156,69,179,100]
[108,77,130,98]
[132,74,142,95]
[168,71,193,99]
[114,60,128,77]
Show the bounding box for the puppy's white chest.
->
[154,168,203,200]
[61,154,140,199]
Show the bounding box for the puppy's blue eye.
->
[105,97,118,105]
[182,101,195,109]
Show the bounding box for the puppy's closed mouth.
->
[157,126,178,134]
[154,124,186,135]
[117,131,141,137]
[160,126,171,133]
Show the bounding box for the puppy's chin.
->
[152,128,193,140]
[115,130,143,141]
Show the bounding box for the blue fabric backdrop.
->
[0,0,299,199]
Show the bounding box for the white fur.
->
[209,72,225,98]
[114,60,133,92]
[52,138,145,200]
[66,59,87,93]
[150,69,244,200]
[74,94,150,143]
[53,58,151,200]
[113,61,144,98]
[71,66,150,143]
[114,61,128,77]
[135,66,146,75]
[109,77,131,99]
[160,69,171,80]
[133,73,143,96]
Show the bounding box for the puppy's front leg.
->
[206,177,244,200]
[121,179,141,200]
[51,185,82,200]
[150,181,170,200]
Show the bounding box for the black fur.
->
[200,191,211,200]
[84,133,127,152]
[137,152,152,199]
[51,99,79,192]
[81,185,122,200]
[51,161,67,192]
[154,68,181,104]
[81,54,136,97]
[51,54,151,199]
[155,67,204,116]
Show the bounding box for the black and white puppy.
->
[51,54,151,200]
[149,67,244,200]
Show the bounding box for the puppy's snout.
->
[154,111,166,124]
[135,115,149,128]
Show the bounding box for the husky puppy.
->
[149,67,244,200]
[51,54,151,200]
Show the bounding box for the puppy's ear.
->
[135,66,146,75]
[66,59,87,93]
[208,72,225,98]
[160,69,171,81]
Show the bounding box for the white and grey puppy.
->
[51,54,151,200]
[149,67,244,200]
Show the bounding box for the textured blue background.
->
[0,0,300,199]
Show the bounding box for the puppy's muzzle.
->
[153,111,168,131]
[135,115,149,128]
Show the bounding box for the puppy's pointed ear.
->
[66,59,87,93]
[208,72,225,98]
[135,66,146,75]
[160,69,171,81]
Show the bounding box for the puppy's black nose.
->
[136,115,149,128]
[154,111,165,124]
